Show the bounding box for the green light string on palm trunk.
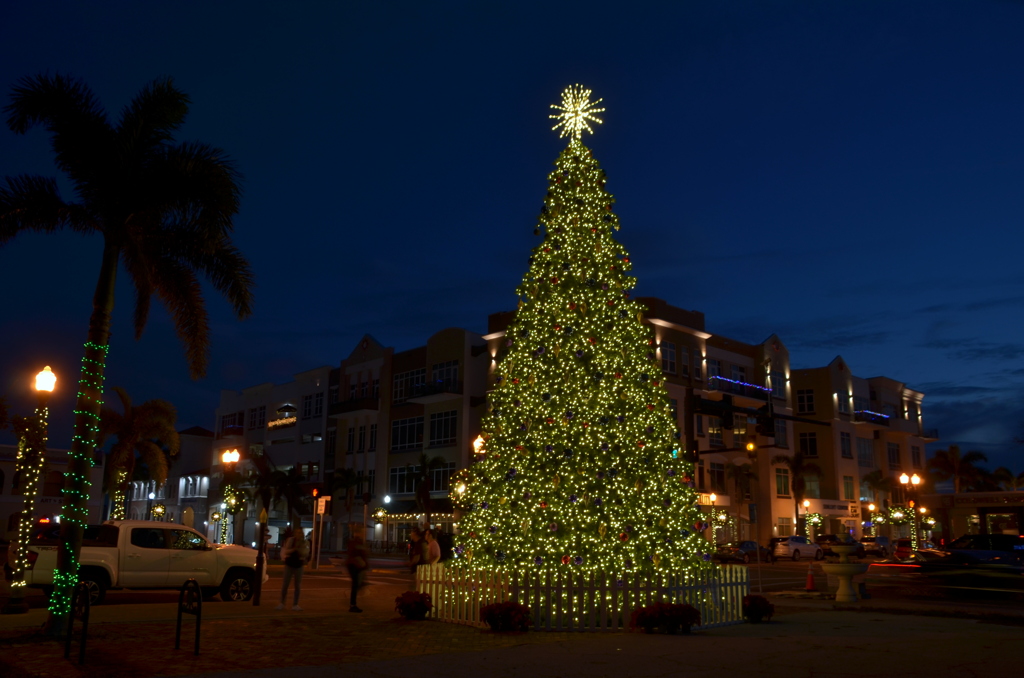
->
[48,341,108,617]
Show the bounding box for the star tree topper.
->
[549,84,605,141]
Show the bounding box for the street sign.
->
[317,497,329,515]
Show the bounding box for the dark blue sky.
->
[2,1,1023,471]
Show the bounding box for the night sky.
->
[2,2,1023,471]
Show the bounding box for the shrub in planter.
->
[629,602,701,634]
[742,594,775,623]
[480,600,532,632]
[395,591,433,620]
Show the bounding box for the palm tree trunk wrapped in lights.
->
[1,75,255,631]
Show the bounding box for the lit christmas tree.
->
[454,86,709,574]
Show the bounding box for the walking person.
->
[278,526,309,611]
[347,533,370,613]
[425,529,441,565]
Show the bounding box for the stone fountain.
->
[820,544,869,602]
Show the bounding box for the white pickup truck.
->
[23,520,257,605]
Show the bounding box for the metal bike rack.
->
[174,578,203,656]
[63,581,91,665]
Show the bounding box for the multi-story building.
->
[790,357,938,539]
[329,329,490,547]
[210,366,335,545]
[125,426,214,529]
[0,445,105,539]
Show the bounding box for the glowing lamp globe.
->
[899,473,910,485]
[868,504,876,512]
[35,366,56,392]
[472,435,486,455]
[709,493,717,503]
[222,449,240,464]
[910,473,921,486]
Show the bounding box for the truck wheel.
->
[220,569,254,602]
[78,568,108,606]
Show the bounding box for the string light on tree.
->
[453,86,708,575]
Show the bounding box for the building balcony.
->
[854,410,890,427]
[407,380,463,404]
[216,425,245,440]
[329,397,379,418]
[920,428,939,441]
[705,375,770,403]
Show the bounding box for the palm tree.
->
[992,467,1024,492]
[412,454,448,528]
[329,467,359,522]
[860,469,893,506]
[1,74,254,625]
[927,445,988,494]
[725,461,757,540]
[98,387,179,520]
[770,450,822,537]
[271,466,312,524]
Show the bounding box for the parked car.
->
[894,538,936,560]
[859,535,891,557]
[944,533,1024,565]
[815,533,866,559]
[714,540,774,564]
[770,536,823,561]
[23,520,257,605]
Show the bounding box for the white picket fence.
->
[415,563,748,631]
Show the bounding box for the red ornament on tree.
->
[615,372,623,379]
[554,324,561,331]
[619,532,629,542]
[561,555,572,565]
[647,404,655,411]
[551,276,560,284]
[540,501,548,509]
[568,302,577,310]
[637,441,645,448]
[513,378,520,384]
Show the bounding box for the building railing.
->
[920,428,939,439]
[854,410,890,426]
[706,376,770,402]
[409,380,463,399]
[329,397,380,416]
[217,425,244,439]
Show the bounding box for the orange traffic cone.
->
[805,562,816,592]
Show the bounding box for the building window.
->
[707,359,722,378]
[911,445,922,468]
[219,411,243,436]
[393,368,426,403]
[730,364,746,384]
[796,389,815,414]
[887,442,901,469]
[776,468,790,497]
[388,466,418,494]
[798,432,818,457]
[840,432,852,459]
[778,517,793,537]
[708,417,723,446]
[680,346,689,377]
[326,428,337,455]
[357,425,366,452]
[302,395,313,419]
[391,416,424,451]
[360,380,368,398]
[709,462,726,494]
[770,372,785,399]
[843,475,855,501]
[694,361,702,380]
[837,393,850,414]
[432,462,457,492]
[314,392,323,417]
[804,476,820,499]
[347,427,355,454]
[330,386,339,404]
[372,378,379,398]
[857,438,875,468]
[774,418,788,447]
[661,341,676,374]
[248,406,266,429]
[432,360,459,387]
[429,410,458,447]
[696,415,704,436]
[369,424,377,451]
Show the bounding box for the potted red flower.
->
[480,601,532,632]
[742,594,775,623]
[394,591,432,620]
[629,602,701,634]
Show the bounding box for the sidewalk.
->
[2,586,1021,678]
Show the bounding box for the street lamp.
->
[803,499,811,538]
[899,473,922,549]
[2,366,57,615]
[868,503,876,536]
[708,493,717,547]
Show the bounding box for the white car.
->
[770,535,824,561]
[23,520,257,605]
